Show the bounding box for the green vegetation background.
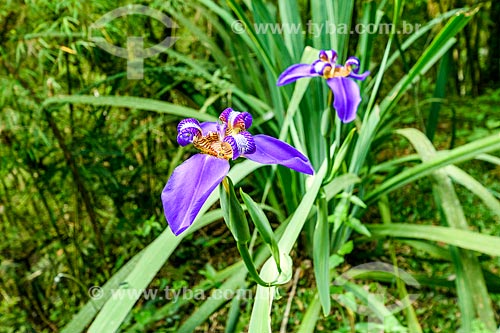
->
[0,0,499,332]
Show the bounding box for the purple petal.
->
[220,108,253,130]
[277,64,319,86]
[224,131,256,159]
[177,118,202,146]
[327,77,361,123]
[348,70,370,81]
[161,154,230,235]
[319,50,337,63]
[219,107,233,123]
[344,56,369,80]
[245,134,314,175]
[344,56,360,69]
[312,60,332,75]
[199,122,219,135]
[229,112,252,130]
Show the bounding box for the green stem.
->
[236,242,274,287]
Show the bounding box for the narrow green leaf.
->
[368,224,500,258]
[163,8,228,66]
[226,0,277,80]
[296,294,322,333]
[177,268,248,333]
[240,189,281,273]
[426,49,452,141]
[225,296,241,333]
[356,2,377,74]
[236,242,274,287]
[310,0,333,50]
[384,9,462,71]
[365,132,500,204]
[349,105,381,175]
[42,95,217,122]
[347,217,371,237]
[477,153,500,166]
[124,247,242,332]
[324,173,361,201]
[324,128,357,184]
[400,240,451,260]
[277,0,303,61]
[339,281,405,330]
[446,165,500,217]
[378,195,423,333]
[220,177,250,243]
[87,228,182,333]
[278,46,318,142]
[379,8,477,116]
[313,192,331,316]
[332,0,355,58]
[449,246,474,333]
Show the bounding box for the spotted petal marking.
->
[219,107,233,124]
[224,131,256,159]
[220,108,252,133]
[194,132,233,159]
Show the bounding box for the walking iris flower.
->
[162,108,314,236]
[277,49,370,123]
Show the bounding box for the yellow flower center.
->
[193,132,233,160]
[322,64,352,79]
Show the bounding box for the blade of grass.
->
[356,1,377,75]
[333,0,355,58]
[310,0,335,50]
[383,9,462,72]
[313,191,330,316]
[226,0,277,80]
[42,95,217,122]
[367,222,500,258]
[446,165,500,217]
[339,280,405,331]
[277,0,303,61]
[477,153,500,166]
[426,49,452,141]
[296,294,322,333]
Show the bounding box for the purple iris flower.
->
[277,50,370,123]
[162,108,314,236]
